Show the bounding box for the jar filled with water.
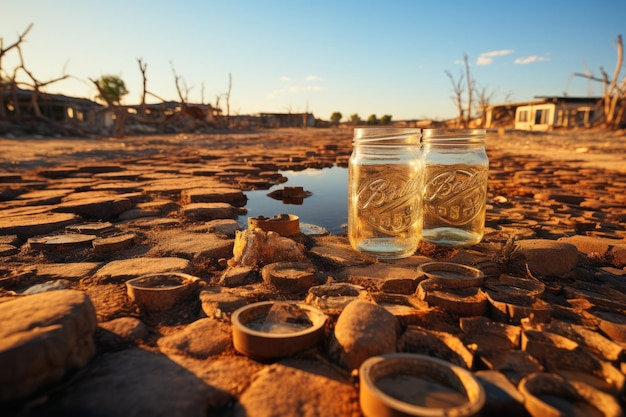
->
[421,129,488,246]
[348,128,423,259]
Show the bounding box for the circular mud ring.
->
[231,301,327,361]
[126,272,200,312]
[359,353,485,417]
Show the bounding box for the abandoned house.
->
[1,88,102,125]
[484,96,601,131]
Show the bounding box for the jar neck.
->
[423,140,485,150]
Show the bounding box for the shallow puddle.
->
[243,166,348,234]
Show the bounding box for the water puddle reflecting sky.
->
[242,166,348,234]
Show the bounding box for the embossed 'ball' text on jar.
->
[421,129,488,246]
[348,128,423,259]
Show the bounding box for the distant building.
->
[485,96,601,130]
[125,101,221,126]
[257,112,316,128]
[1,88,102,124]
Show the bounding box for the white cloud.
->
[476,56,493,66]
[290,85,322,93]
[514,55,550,64]
[267,83,323,100]
[476,49,514,66]
[266,75,324,100]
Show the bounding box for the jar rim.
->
[422,129,485,140]
[353,128,421,145]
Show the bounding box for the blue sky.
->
[2,0,625,120]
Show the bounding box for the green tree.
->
[349,113,361,125]
[380,114,392,125]
[367,114,379,125]
[95,74,128,105]
[330,111,342,124]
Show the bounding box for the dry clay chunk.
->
[0,289,97,402]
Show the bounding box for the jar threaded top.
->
[353,128,421,146]
[422,129,486,144]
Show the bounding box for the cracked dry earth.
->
[1,128,626,416]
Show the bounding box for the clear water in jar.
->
[422,163,487,246]
[349,163,423,258]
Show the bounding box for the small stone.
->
[53,195,133,220]
[204,219,241,238]
[124,217,181,229]
[305,283,367,310]
[300,223,329,236]
[218,265,259,287]
[35,262,102,280]
[233,359,359,417]
[180,187,247,207]
[261,261,317,294]
[22,279,71,295]
[181,202,235,221]
[337,264,422,295]
[559,235,626,268]
[0,289,97,402]
[93,233,136,254]
[308,237,377,268]
[66,221,115,236]
[157,318,231,359]
[232,229,305,266]
[142,177,224,197]
[93,257,192,283]
[28,233,97,251]
[98,317,150,346]
[328,300,398,370]
[147,230,234,262]
[0,212,80,239]
[200,289,248,318]
[514,239,579,276]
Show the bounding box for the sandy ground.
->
[485,129,626,173]
[1,128,625,173]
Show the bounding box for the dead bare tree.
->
[445,69,464,127]
[464,54,474,128]
[15,45,69,119]
[476,84,495,128]
[171,63,192,105]
[137,58,148,116]
[574,34,625,129]
[445,53,481,128]
[0,23,33,119]
[225,72,232,128]
[169,63,212,131]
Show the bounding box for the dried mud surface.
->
[1,127,626,416]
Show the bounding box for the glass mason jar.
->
[421,129,488,246]
[348,128,423,259]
